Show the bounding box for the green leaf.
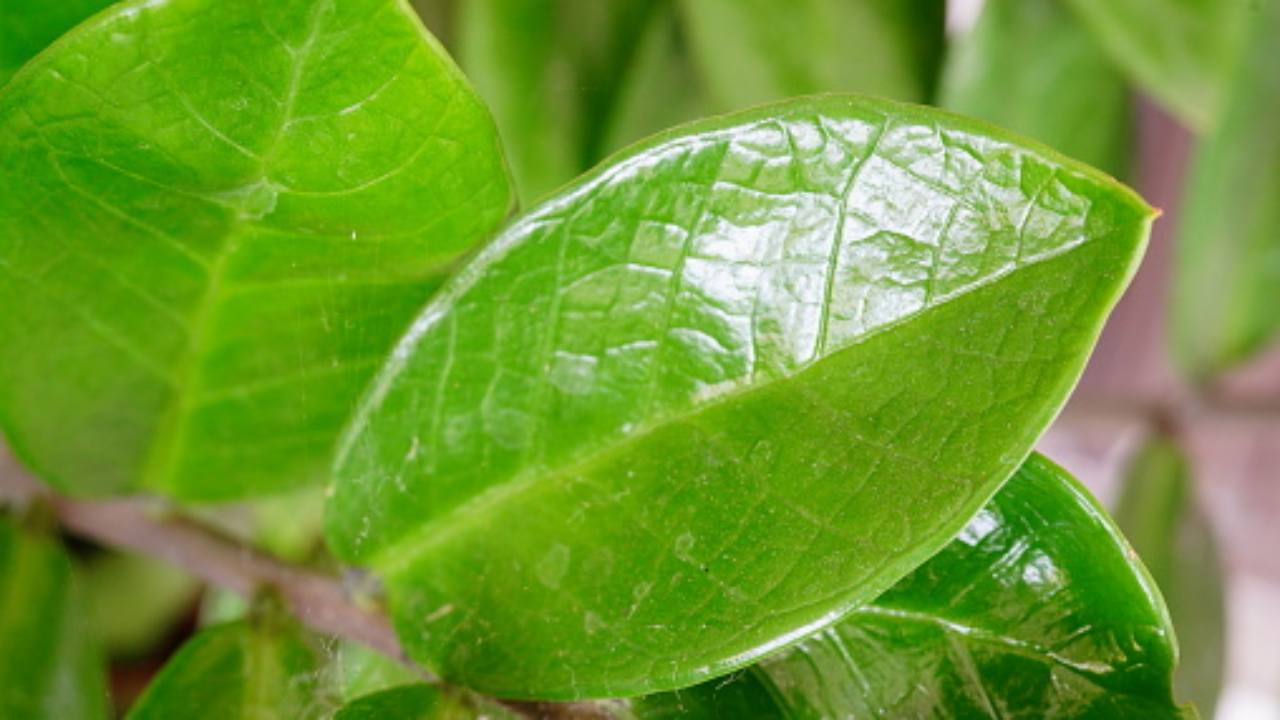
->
[335,685,450,720]
[629,455,1192,719]
[940,0,1131,178]
[83,551,200,658]
[0,514,110,720]
[0,0,513,501]
[1172,0,1280,380]
[1115,438,1224,716]
[678,0,945,109]
[335,684,520,720]
[0,0,114,86]
[125,617,334,719]
[327,96,1154,699]
[1062,0,1250,130]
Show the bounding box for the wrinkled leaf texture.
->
[0,0,512,500]
[327,95,1154,699]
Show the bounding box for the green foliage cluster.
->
[0,0,1272,717]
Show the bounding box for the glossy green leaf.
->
[1115,438,1224,716]
[678,0,945,109]
[628,455,1191,718]
[327,96,1154,699]
[0,0,512,500]
[83,551,199,657]
[1172,0,1280,380]
[940,0,1131,178]
[458,0,658,202]
[1063,0,1250,130]
[0,0,114,86]
[0,514,110,720]
[335,684,520,720]
[125,617,334,719]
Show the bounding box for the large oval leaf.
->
[125,617,332,719]
[628,455,1192,719]
[327,96,1154,698]
[0,515,109,720]
[1115,438,1224,715]
[940,0,1130,178]
[0,0,512,500]
[1062,0,1250,130]
[1172,0,1280,380]
[0,0,114,86]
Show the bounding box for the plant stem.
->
[0,464,617,720]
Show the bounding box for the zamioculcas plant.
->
[0,0,1205,717]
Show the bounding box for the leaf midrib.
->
[140,0,330,492]
[364,230,1119,575]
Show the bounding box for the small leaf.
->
[335,684,519,720]
[335,643,422,702]
[678,0,945,109]
[0,0,114,85]
[629,455,1192,719]
[1172,0,1280,380]
[0,0,513,500]
[1063,0,1250,130]
[125,617,333,719]
[0,514,110,720]
[940,0,1131,178]
[327,96,1154,698]
[1115,437,1225,716]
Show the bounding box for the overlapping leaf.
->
[0,515,109,720]
[1172,0,1280,380]
[0,0,512,500]
[941,0,1130,177]
[327,96,1153,698]
[1116,438,1224,715]
[629,456,1192,719]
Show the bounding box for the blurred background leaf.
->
[1171,0,1280,382]
[940,0,1130,177]
[0,514,110,719]
[1114,436,1226,717]
[1062,0,1251,130]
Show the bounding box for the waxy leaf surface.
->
[941,0,1130,177]
[125,618,332,719]
[679,0,945,109]
[1172,0,1280,380]
[328,96,1153,699]
[0,0,114,86]
[629,456,1190,719]
[1063,0,1249,130]
[1115,438,1224,715]
[0,515,109,720]
[0,0,512,500]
